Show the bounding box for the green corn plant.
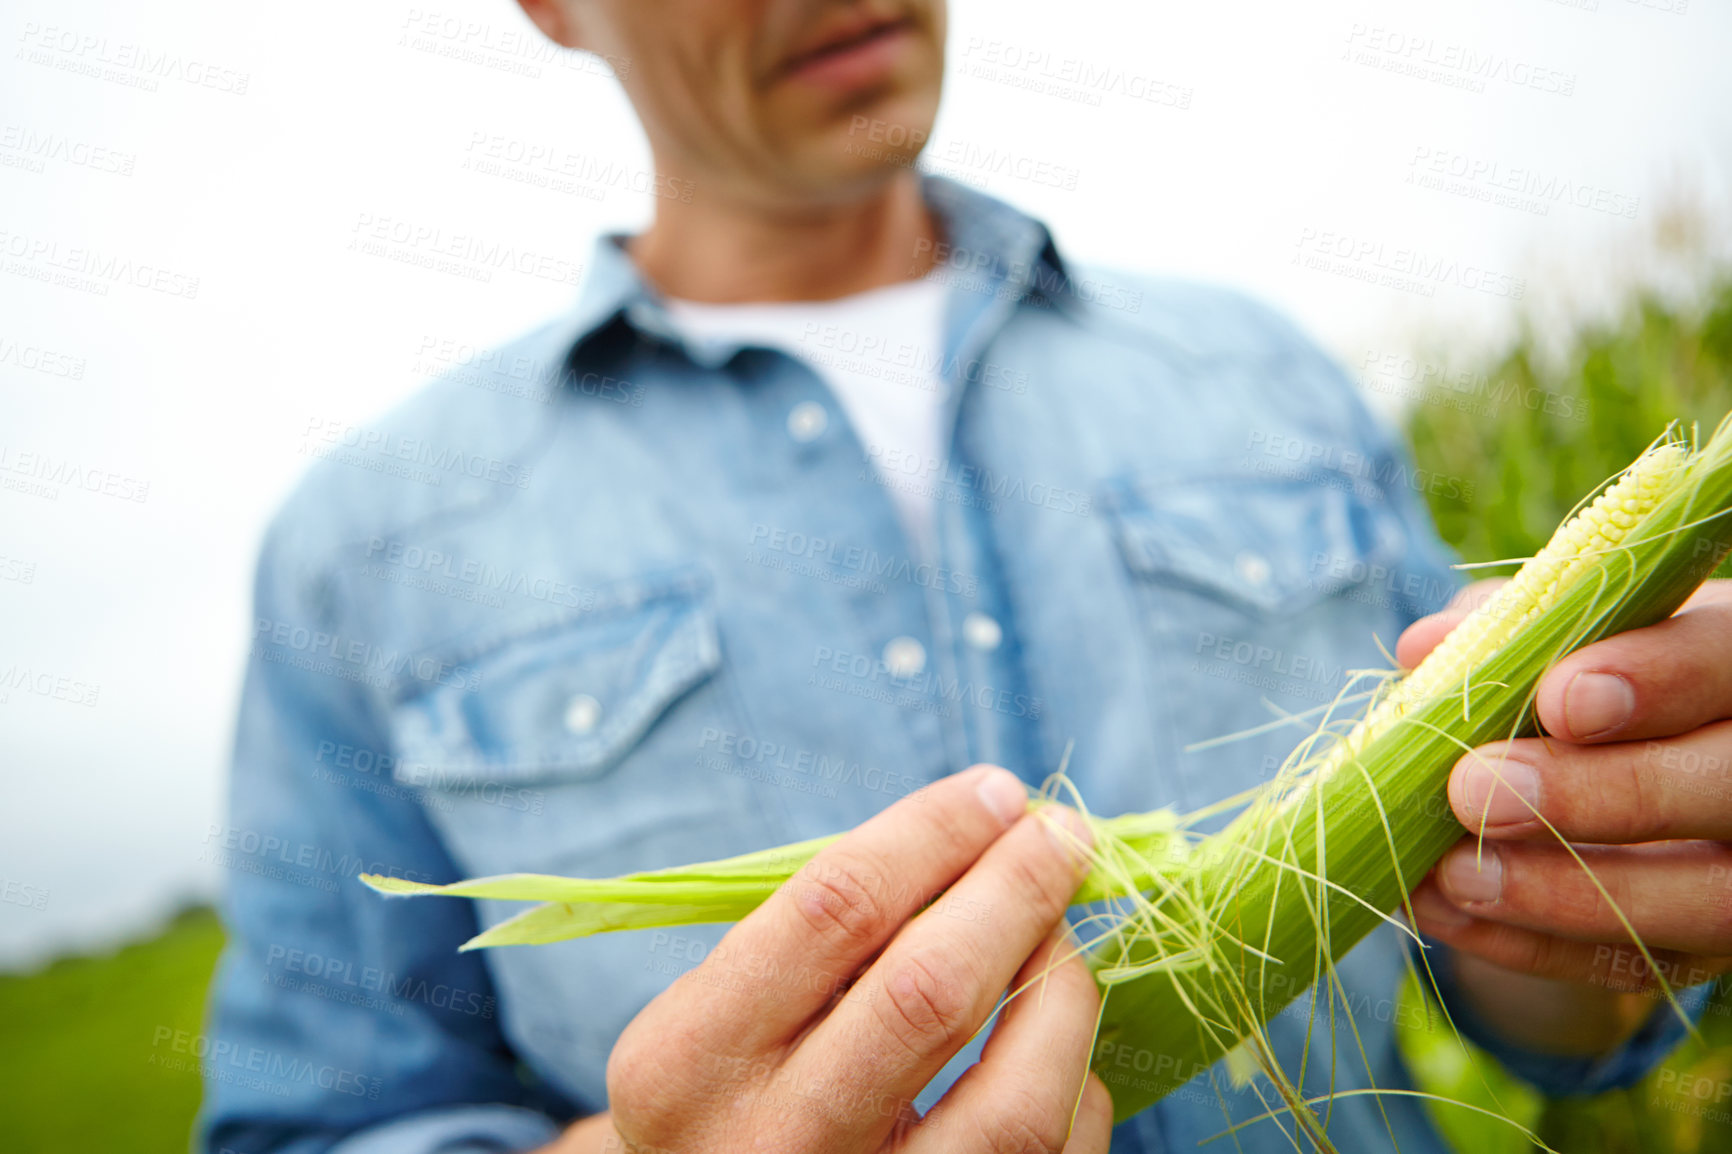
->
[365,416,1732,1139]
[1084,431,1718,1129]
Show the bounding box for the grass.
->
[0,906,224,1154]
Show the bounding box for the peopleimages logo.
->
[1407,146,1640,220]
[1342,24,1576,97]
[363,537,595,610]
[347,212,582,286]
[957,38,1194,111]
[150,1027,381,1099]
[1292,228,1524,301]
[0,229,200,298]
[1244,430,1475,503]
[0,443,150,503]
[0,335,86,379]
[863,444,1094,517]
[927,138,1082,192]
[748,525,978,596]
[797,321,1029,395]
[252,617,482,691]
[0,663,101,707]
[1,878,49,911]
[463,131,693,203]
[913,238,1144,314]
[301,418,535,489]
[263,944,497,1020]
[15,22,252,95]
[810,647,1045,720]
[0,124,136,176]
[697,727,924,801]
[201,824,434,886]
[310,740,547,816]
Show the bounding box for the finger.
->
[792,805,1095,1143]
[902,929,1107,1154]
[1410,877,1730,995]
[1395,579,1508,670]
[1062,1075,1114,1154]
[1535,583,1732,743]
[1449,724,1732,843]
[646,764,1030,1059]
[1680,579,1732,611]
[1431,837,1732,955]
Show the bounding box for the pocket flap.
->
[1102,473,1408,617]
[389,570,722,787]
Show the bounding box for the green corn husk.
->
[361,810,1189,949]
[1087,425,1732,1121]
[364,417,1732,1129]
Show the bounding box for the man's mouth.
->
[780,15,916,90]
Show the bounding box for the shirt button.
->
[1235,551,1272,587]
[563,694,603,736]
[787,401,829,442]
[882,636,926,678]
[962,612,1002,651]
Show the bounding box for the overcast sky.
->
[3,0,1730,968]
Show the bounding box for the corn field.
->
[1398,275,1732,1154]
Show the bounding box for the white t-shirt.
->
[663,277,950,556]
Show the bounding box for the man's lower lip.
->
[784,24,914,90]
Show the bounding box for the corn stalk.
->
[365,418,1732,1131]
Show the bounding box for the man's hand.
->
[544,764,1114,1153]
[1401,578,1732,1053]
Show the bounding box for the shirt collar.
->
[921,173,1070,303]
[548,173,1076,365]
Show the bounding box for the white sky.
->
[2,0,1729,968]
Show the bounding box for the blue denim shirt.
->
[199,176,1694,1153]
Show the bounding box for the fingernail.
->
[1564,672,1634,739]
[1454,751,1541,828]
[975,768,1027,828]
[1411,885,1472,930]
[1440,844,1503,905]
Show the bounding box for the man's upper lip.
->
[781,13,907,75]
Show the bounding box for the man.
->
[201,2,1732,1151]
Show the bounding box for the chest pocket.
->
[1100,471,1434,811]
[384,567,786,879]
[1102,472,1413,619]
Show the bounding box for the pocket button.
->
[1234,551,1272,588]
[562,693,604,736]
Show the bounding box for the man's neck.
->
[627,171,937,304]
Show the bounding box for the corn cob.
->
[1088,427,1731,1122]
[365,418,1732,1129]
